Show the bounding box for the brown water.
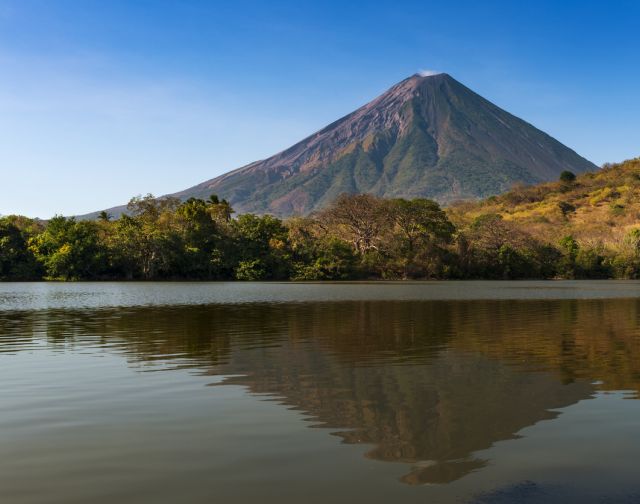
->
[2,281,640,503]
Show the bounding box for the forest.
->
[2,159,640,281]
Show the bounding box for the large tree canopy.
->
[1,189,638,281]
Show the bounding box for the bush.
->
[558,201,576,217]
[235,259,267,281]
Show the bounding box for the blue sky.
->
[1,0,638,217]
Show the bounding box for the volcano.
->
[95,73,597,217]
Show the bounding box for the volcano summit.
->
[97,73,597,217]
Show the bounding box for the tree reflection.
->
[2,298,640,484]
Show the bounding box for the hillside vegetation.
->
[448,157,640,277]
[2,158,639,281]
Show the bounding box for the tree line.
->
[1,192,639,281]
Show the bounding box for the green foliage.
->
[603,228,640,278]
[560,170,577,183]
[30,216,104,280]
[0,216,42,280]
[173,197,230,278]
[386,198,455,278]
[293,239,358,280]
[557,235,579,278]
[4,186,640,282]
[557,235,610,279]
[456,213,559,279]
[558,201,576,216]
[233,214,291,280]
[235,259,267,281]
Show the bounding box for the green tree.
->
[464,214,546,279]
[559,170,577,183]
[207,194,234,223]
[174,197,234,278]
[108,195,182,279]
[386,198,455,278]
[558,235,579,278]
[292,238,358,280]
[0,216,42,280]
[233,214,291,280]
[30,216,105,280]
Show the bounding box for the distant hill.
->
[448,157,640,245]
[86,73,596,218]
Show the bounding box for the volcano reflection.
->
[3,298,640,484]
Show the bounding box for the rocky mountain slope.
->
[91,73,597,218]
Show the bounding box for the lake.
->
[2,281,640,503]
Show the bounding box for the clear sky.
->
[1,0,638,218]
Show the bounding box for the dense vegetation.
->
[449,157,640,279]
[2,158,640,281]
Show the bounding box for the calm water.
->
[2,282,640,503]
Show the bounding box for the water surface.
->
[2,282,640,503]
